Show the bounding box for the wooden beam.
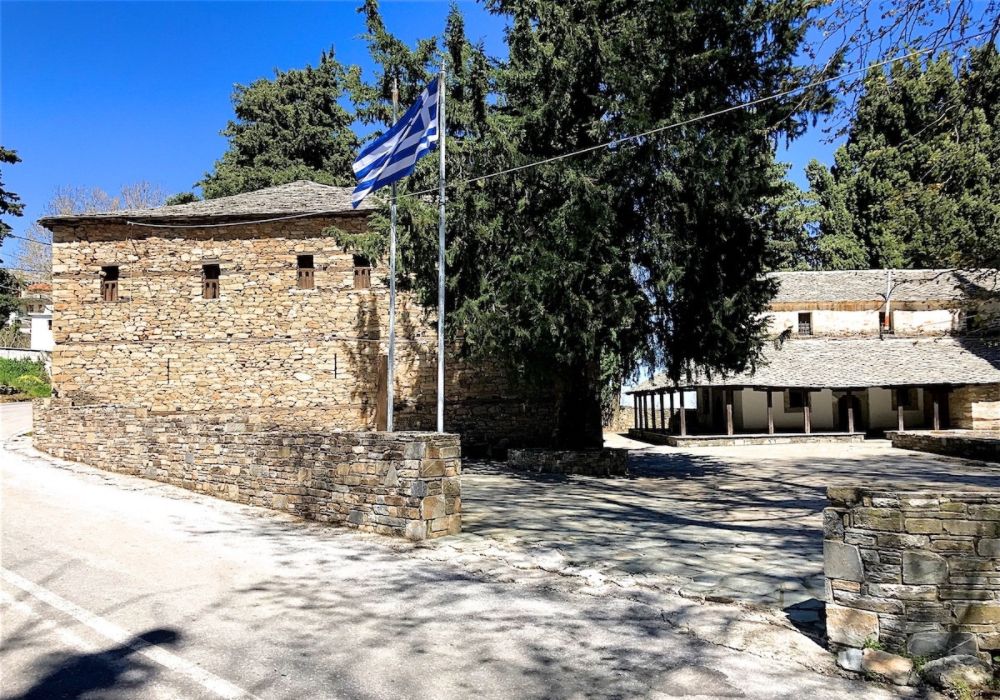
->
[725,389,734,436]
[679,390,687,436]
[846,390,855,434]
[633,400,638,432]
[897,392,905,433]
[766,390,774,435]
[659,391,666,433]
[803,392,812,434]
[932,388,941,431]
[669,391,675,435]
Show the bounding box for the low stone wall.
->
[890,430,1000,463]
[507,448,629,477]
[824,487,1000,660]
[628,429,864,447]
[32,399,460,540]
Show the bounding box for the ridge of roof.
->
[38,180,373,227]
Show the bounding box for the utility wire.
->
[96,28,981,231]
[3,233,52,246]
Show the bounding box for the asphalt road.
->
[0,402,897,699]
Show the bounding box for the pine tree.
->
[346,0,831,447]
[0,147,25,324]
[199,50,360,199]
[807,46,1000,269]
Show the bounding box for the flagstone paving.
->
[458,436,1000,616]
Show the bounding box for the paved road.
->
[0,402,898,699]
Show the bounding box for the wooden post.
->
[766,389,774,435]
[639,393,646,430]
[669,391,675,434]
[846,390,855,433]
[897,390,905,432]
[932,388,941,431]
[679,390,687,436]
[803,391,812,434]
[632,399,638,432]
[659,391,666,432]
[725,389,734,436]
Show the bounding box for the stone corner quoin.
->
[824,486,1000,663]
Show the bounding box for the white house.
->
[629,269,1000,437]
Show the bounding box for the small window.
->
[353,255,371,290]
[101,266,119,302]
[797,312,812,335]
[47,320,52,331]
[879,311,894,334]
[893,388,916,410]
[787,389,807,410]
[297,255,315,289]
[202,264,220,300]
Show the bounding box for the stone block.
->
[421,495,446,520]
[852,508,902,532]
[824,541,864,582]
[902,551,948,585]
[904,518,942,534]
[978,538,1000,557]
[867,583,938,601]
[907,631,978,657]
[837,648,863,672]
[920,655,993,691]
[861,649,914,686]
[827,604,879,647]
[956,603,1000,624]
[823,508,845,539]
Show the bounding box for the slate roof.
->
[768,269,1000,304]
[38,181,373,227]
[630,337,1000,392]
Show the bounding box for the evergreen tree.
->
[199,50,360,199]
[807,46,1000,269]
[345,1,832,447]
[0,147,25,324]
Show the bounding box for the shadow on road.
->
[6,628,181,700]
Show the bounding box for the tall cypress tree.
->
[347,0,832,447]
[199,50,360,199]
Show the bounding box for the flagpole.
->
[436,65,446,434]
[387,77,398,433]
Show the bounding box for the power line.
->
[110,28,987,231]
[3,233,52,246]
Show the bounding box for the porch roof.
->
[630,337,1000,393]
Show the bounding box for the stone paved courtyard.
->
[458,436,1000,612]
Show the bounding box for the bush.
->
[0,358,51,398]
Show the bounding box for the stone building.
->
[39,181,555,452]
[629,269,1000,439]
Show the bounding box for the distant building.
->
[630,269,1000,437]
[38,181,554,452]
[7,282,54,351]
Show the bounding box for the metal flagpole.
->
[436,65,447,433]
[387,77,399,432]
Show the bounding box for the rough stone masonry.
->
[33,399,461,540]
[824,486,1000,660]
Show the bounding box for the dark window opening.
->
[894,388,915,409]
[47,320,52,331]
[203,264,220,300]
[879,311,894,334]
[297,255,315,289]
[101,266,119,302]
[797,312,812,335]
[788,390,807,410]
[353,255,371,290]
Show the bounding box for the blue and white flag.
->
[352,77,440,208]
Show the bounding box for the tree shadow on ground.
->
[6,628,181,700]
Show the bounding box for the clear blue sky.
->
[0,0,834,265]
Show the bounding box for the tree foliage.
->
[803,46,1000,269]
[199,50,360,199]
[337,0,832,446]
[0,147,25,324]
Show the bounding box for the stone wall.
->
[603,405,634,433]
[824,486,1000,658]
[47,217,556,452]
[33,399,461,540]
[890,430,1000,463]
[949,385,1000,431]
[507,448,629,477]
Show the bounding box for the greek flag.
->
[351,77,440,208]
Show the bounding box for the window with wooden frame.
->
[797,312,812,335]
[202,264,220,300]
[785,389,808,412]
[892,387,917,410]
[353,255,371,289]
[297,255,315,289]
[101,266,120,302]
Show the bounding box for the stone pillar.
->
[767,389,774,435]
